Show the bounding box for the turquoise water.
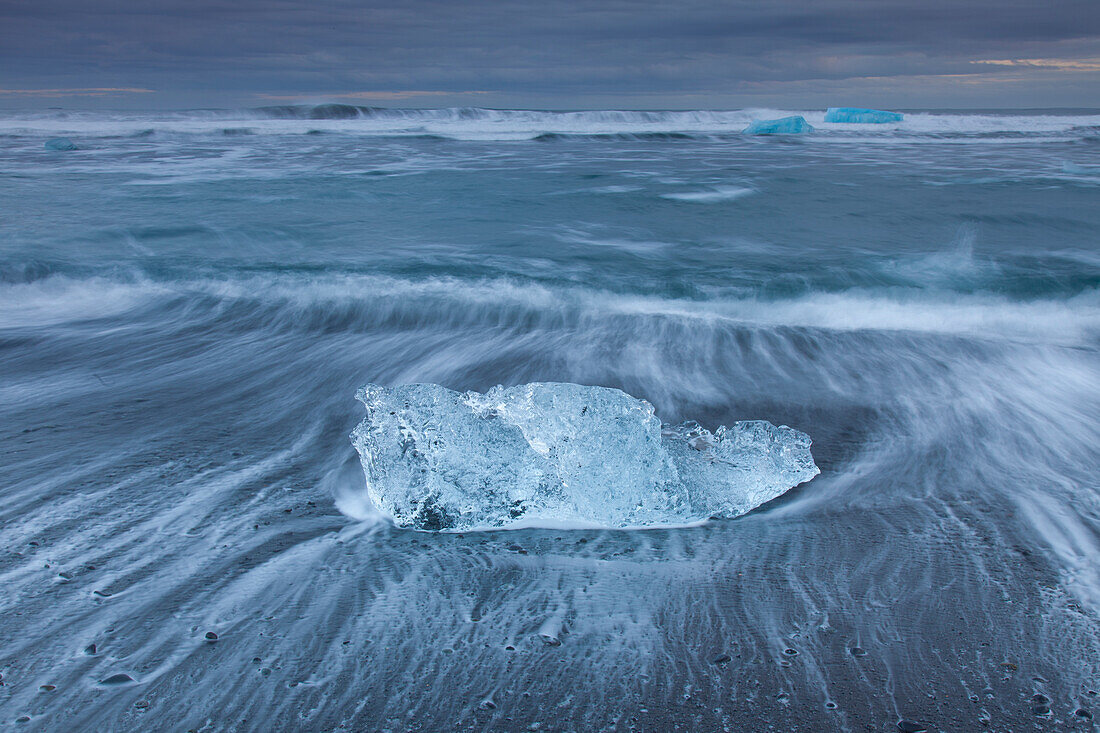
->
[2,107,1099,730]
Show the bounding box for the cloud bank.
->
[0,0,1097,108]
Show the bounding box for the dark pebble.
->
[1032,693,1050,705]
[849,646,866,656]
[204,631,218,641]
[100,673,134,685]
[1032,705,1051,716]
[39,685,55,692]
[783,648,798,656]
[16,716,31,723]
[505,645,515,651]
[84,644,97,655]
[711,654,732,665]
[897,721,927,733]
[825,701,837,709]
[1074,709,1092,720]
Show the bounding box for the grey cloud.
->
[0,0,1097,107]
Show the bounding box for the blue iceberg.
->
[824,108,903,124]
[350,382,819,531]
[742,116,813,135]
[45,137,77,151]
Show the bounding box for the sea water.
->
[1,105,1099,730]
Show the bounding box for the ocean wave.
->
[533,131,704,142]
[2,271,1097,346]
[1,106,1098,142]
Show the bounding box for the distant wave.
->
[2,106,1099,142]
[257,103,379,119]
[533,131,703,142]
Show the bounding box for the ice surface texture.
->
[742,116,814,135]
[824,108,904,124]
[351,383,819,530]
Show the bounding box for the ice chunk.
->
[44,137,77,151]
[350,382,819,531]
[824,107,903,124]
[742,116,813,135]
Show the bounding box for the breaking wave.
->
[2,106,1099,142]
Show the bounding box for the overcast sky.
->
[1,0,1098,109]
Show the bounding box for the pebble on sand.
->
[99,673,135,686]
